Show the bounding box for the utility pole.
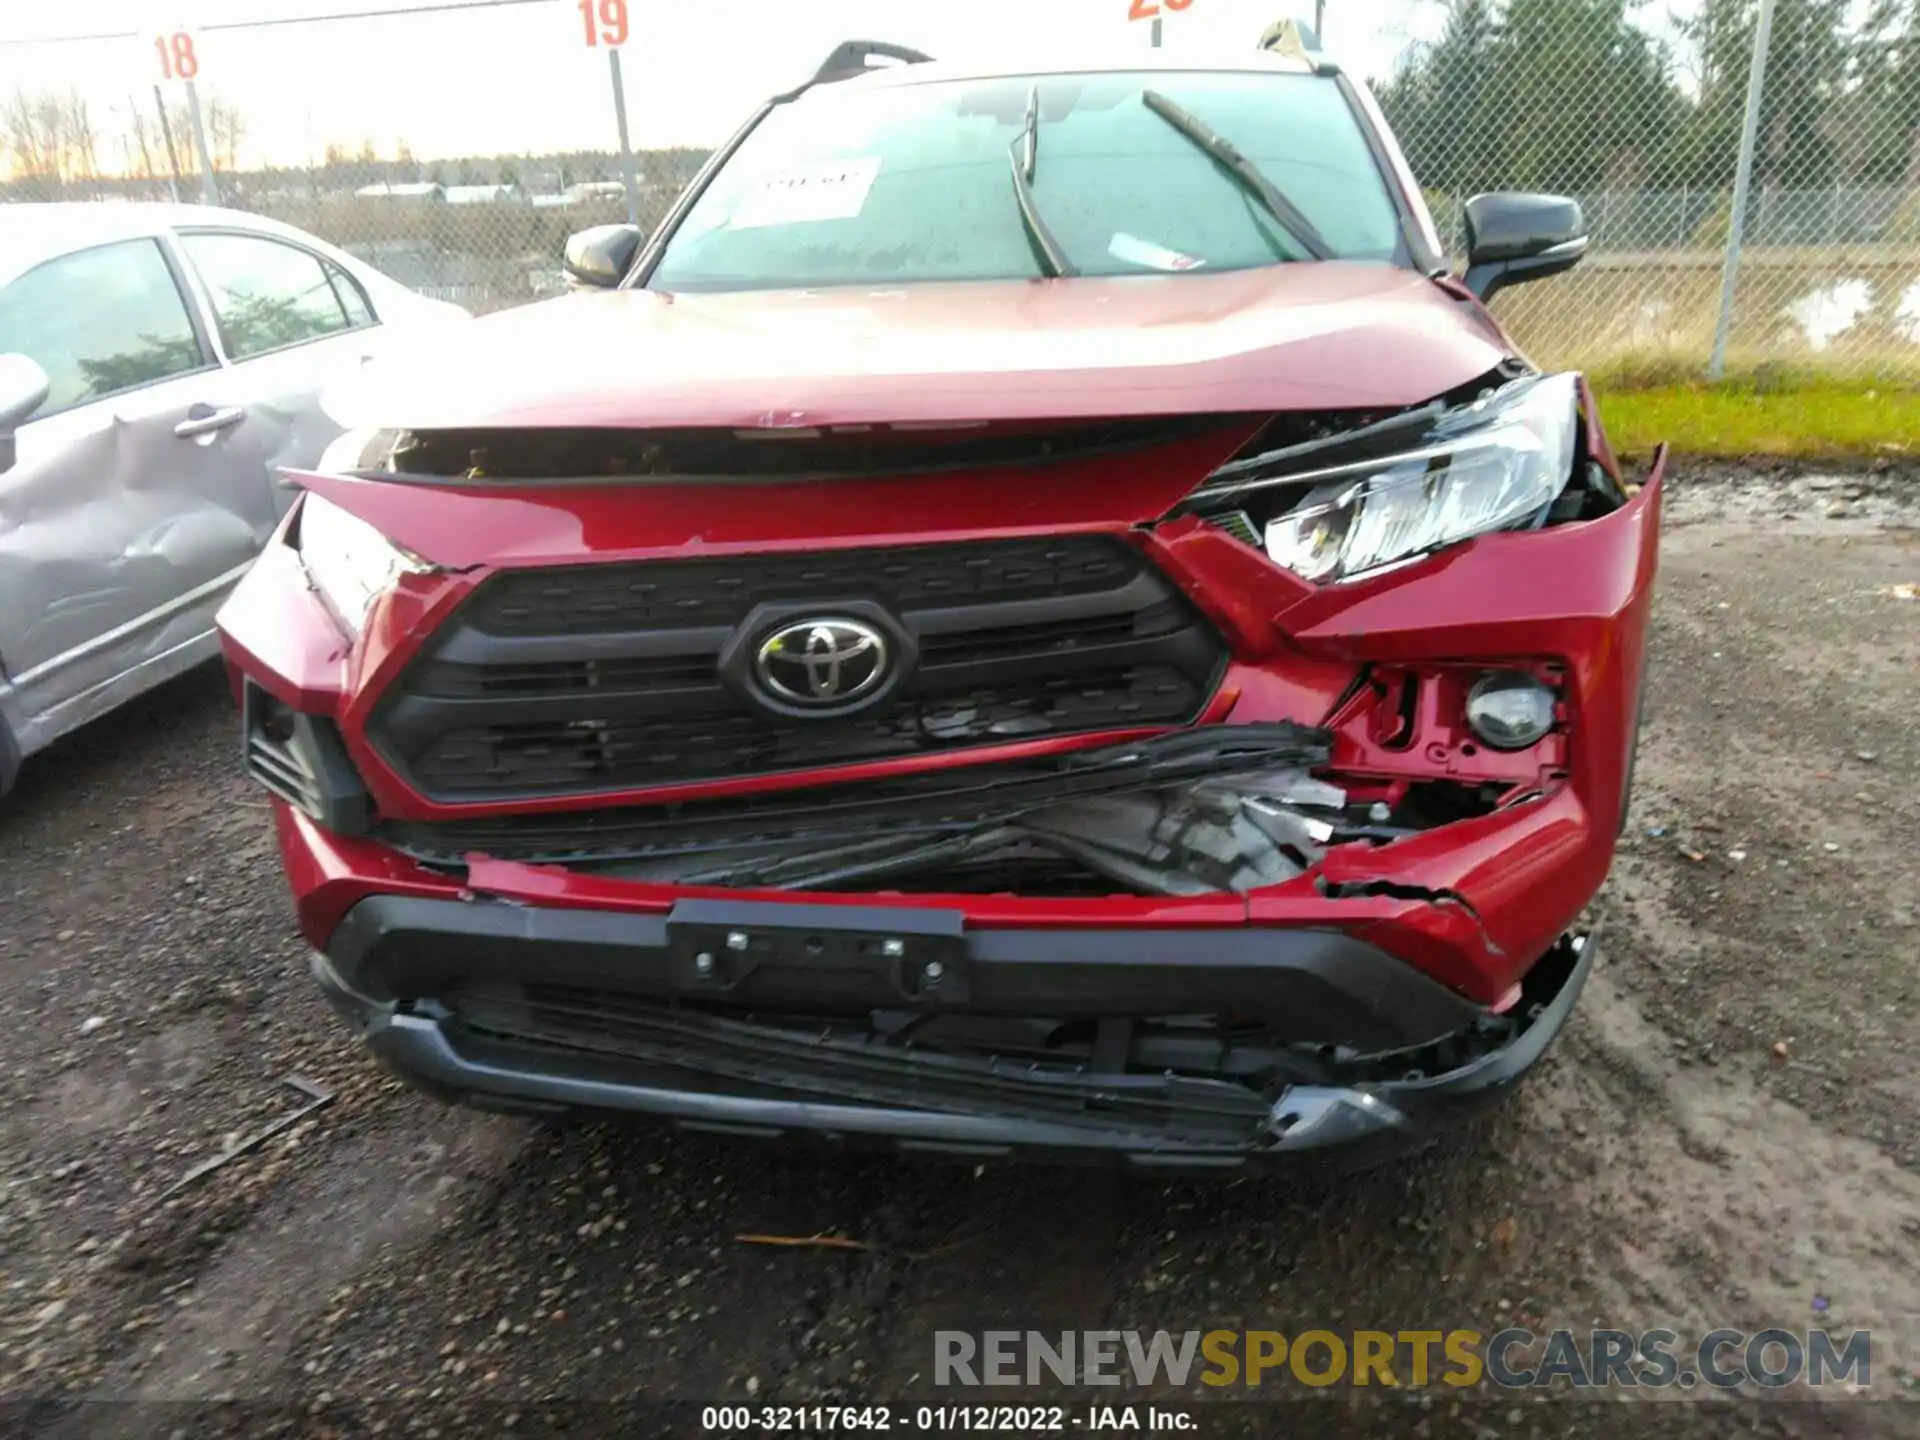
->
[183,79,218,206]
[1708,0,1776,379]
[1315,0,1325,39]
[609,49,641,226]
[153,84,183,202]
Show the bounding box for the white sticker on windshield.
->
[1108,232,1206,272]
[728,156,882,230]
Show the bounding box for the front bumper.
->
[312,889,1596,1171]
[224,433,1658,1171]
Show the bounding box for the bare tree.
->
[2,86,105,194]
[205,98,245,172]
[128,99,159,179]
[64,91,98,181]
[157,97,240,175]
[3,88,62,192]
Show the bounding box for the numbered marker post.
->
[152,28,202,81]
[151,26,218,206]
[1126,0,1193,46]
[577,0,630,47]
[573,0,640,225]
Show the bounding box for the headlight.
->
[1261,373,1579,584]
[318,426,402,475]
[298,493,432,636]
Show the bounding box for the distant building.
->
[444,183,523,206]
[354,181,445,201]
[564,180,637,203]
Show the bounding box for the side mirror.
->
[1462,193,1588,303]
[563,224,644,289]
[0,354,50,475]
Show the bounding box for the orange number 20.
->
[578,0,629,46]
[154,31,199,81]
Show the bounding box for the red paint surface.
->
[286,420,1258,572]
[323,264,1509,435]
[215,525,350,712]
[216,274,1665,1007]
[225,457,1662,1005]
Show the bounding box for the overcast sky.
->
[0,0,1464,170]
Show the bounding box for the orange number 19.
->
[578,0,629,47]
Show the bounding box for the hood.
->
[330,263,1510,432]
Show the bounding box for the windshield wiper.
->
[1139,89,1334,261]
[1008,84,1077,278]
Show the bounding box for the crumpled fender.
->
[1248,459,1665,1002]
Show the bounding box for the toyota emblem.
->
[753,619,890,708]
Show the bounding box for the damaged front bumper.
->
[275,707,1619,1169]
[309,872,1596,1169]
[226,409,1661,1171]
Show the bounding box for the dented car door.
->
[0,235,278,746]
[171,228,396,523]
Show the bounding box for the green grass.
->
[1480,253,1920,457]
[1594,380,1920,461]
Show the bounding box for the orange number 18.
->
[155,31,199,81]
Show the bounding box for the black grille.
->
[466,536,1142,634]
[444,985,1274,1143]
[371,536,1226,800]
[247,726,322,815]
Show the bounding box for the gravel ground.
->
[1,462,1915,1440]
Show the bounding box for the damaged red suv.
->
[218,38,1663,1169]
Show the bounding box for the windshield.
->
[648,70,1405,292]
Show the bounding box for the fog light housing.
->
[1465,671,1556,750]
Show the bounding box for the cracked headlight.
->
[297,493,432,637]
[1262,373,1579,584]
[318,425,403,476]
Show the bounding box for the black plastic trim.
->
[324,893,1484,1052]
[377,720,1331,866]
[241,682,370,836]
[312,910,1596,1168]
[809,40,935,87]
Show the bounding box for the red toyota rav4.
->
[219,37,1663,1169]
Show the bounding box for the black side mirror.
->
[563,224,645,289]
[1462,193,1588,303]
[0,354,50,475]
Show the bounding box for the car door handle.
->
[174,405,246,439]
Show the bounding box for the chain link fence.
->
[1,0,715,315]
[4,0,1919,379]
[1383,0,1920,380]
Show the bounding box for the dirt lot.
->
[1,463,1915,1439]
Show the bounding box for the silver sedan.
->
[0,203,467,796]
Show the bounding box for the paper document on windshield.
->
[1108,233,1206,272]
[729,156,882,230]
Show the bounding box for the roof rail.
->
[810,40,935,87]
